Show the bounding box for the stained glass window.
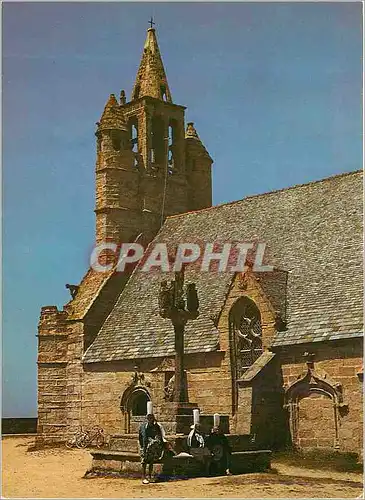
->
[229,297,263,378]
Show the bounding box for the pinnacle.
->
[185,122,213,161]
[106,93,118,107]
[131,28,172,102]
[185,122,201,141]
[98,94,127,131]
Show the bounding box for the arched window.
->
[229,297,263,379]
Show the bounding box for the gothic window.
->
[229,297,263,379]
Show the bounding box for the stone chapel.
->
[37,26,363,457]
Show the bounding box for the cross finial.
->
[148,16,155,29]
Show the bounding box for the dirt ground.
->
[2,437,363,499]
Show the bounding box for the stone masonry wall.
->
[37,306,70,444]
[81,353,228,436]
[185,142,212,211]
[278,339,363,455]
[77,271,278,439]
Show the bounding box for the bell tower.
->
[95,94,140,245]
[95,24,213,246]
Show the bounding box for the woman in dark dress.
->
[139,413,166,484]
[206,426,232,476]
[187,423,211,475]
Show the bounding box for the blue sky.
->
[2,2,363,417]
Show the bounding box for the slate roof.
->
[84,170,363,363]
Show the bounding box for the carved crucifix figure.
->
[158,268,199,403]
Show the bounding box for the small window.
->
[160,84,167,101]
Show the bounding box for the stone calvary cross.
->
[158,268,199,403]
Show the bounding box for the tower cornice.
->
[122,96,186,112]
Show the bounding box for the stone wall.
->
[185,135,212,211]
[37,306,70,444]
[37,298,363,458]
[277,339,363,455]
[76,271,281,440]
[37,264,362,458]
[81,352,230,436]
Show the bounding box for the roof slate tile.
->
[84,170,363,362]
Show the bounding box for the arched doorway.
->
[297,392,336,450]
[120,386,151,433]
[284,363,347,451]
[129,389,150,416]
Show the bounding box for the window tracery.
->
[229,297,263,379]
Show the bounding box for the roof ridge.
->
[166,169,362,220]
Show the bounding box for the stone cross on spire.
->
[131,26,172,102]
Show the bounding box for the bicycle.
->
[65,427,88,449]
[77,425,105,448]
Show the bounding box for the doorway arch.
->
[120,386,151,433]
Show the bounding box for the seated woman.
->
[206,426,232,476]
[187,423,211,475]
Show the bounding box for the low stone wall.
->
[2,418,38,435]
[88,449,272,478]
